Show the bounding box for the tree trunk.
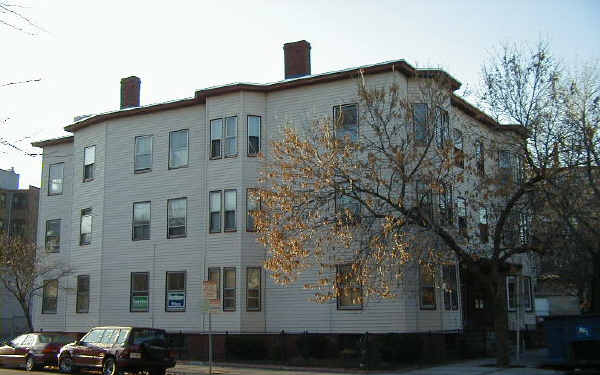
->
[489,265,510,367]
[591,252,600,314]
[18,298,34,332]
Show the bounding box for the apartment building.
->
[0,168,39,337]
[31,41,536,336]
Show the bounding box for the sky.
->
[1,0,599,188]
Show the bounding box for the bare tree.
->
[0,231,71,332]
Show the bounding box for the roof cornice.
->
[31,135,74,148]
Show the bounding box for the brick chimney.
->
[120,76,141,109]
[283,40,311,79]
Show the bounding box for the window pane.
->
[169,130,188,168]
[84,146,95,165]
[413,103,427,141]
[167,272,185,291]
[224,269,235,288]
[81,214,92,233]
[479,208,487,224]
[225,190,236,211]
[168,198,186,237]
[453,129,463,150]
[457,198,466,217]
[46,219,61,252]
[247,268,260,289]
[225,117,237,137]
[210,191,221,212]
[132,273,148,291]
[134,202,150,223]
[210,119,223,140]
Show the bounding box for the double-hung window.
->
[224,190,237,231]
[76,275,90,313]
[479,207,489,243]
[223,268,236,311]
[80,208,92,245]
[130,272,149,312]
[439,184,453,226]
[12,194,26,209]
[247,116,261,156]
[434,108,449,148]
[457,197,467,237]
[132,201,151,241]
[169,130,189,169]
[45,219,61,252]
[167,198,186,238]
[519,212,530,245]
[506,276,516,311]
[333,104,358,142]
[442,265,459,310]
[413,103,428,144]
[134,135,153,172]
[165,271,186,312]
[210,119,223,159]
[42,279,58,314]
[246,267,261,311]
[420,264,436,310]
[83,146,95,181]
[209,191,222,233]
[48,163,64,195]
[225,116,238,157]
[453,129,464,168]
[246,188,260,232]
[336,264,362,310]
[416,180,433,219]
[475,141,485,175]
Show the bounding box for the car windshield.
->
[38,334,74,344]
[130,329,166,346]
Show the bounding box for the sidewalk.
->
[167,348,566,375]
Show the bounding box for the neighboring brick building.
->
[30,41,535,339]
[0,168,39,337]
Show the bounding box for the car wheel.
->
[25,356,38,371]
[59,355,73,373]
[103,357,118,375]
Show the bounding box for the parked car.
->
[0,332,75,371]
[58,326,176,375]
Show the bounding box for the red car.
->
[58,326,175,375]
[0,332,75,371]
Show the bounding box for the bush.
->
[376,334,422,363]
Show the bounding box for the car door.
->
[0,335,22,366]
[86,329,109,368]
[17,335,35,367]
[73,329,104,368]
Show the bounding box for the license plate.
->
[130,353,142,359]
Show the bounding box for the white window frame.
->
[209,191,222,233]
[247,115,261,156]
[132,201,151,241]
[168,129,189,169]
[134,135,153,172]
[48,163,64,195]
[167,198,187,239]
[83,145,95,181]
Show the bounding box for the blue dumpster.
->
[543,315,600,365]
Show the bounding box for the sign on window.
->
[167,292,185,309]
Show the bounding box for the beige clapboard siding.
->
[33,66,537,334]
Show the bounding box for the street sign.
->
[203,281,218,300]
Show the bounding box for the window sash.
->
[435,108,449,148]
[165,271,186,312]
[48,163,64,195]
[45,219,61,252]
[76,275,90,313]
[247,116,261,156]
[135,135,153,171]
[210,119,223,158]
[83,146,95,180]
[223,268,236,311]
[133,202,151,240]
[169,130,189,169]
[209,191,222,233]
[167,198,187,238]
[224,190,236,231]
[224,116,237,156]
[130,272,149,312]
[42,279,58,314]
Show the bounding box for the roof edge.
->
[31,135,74,148]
